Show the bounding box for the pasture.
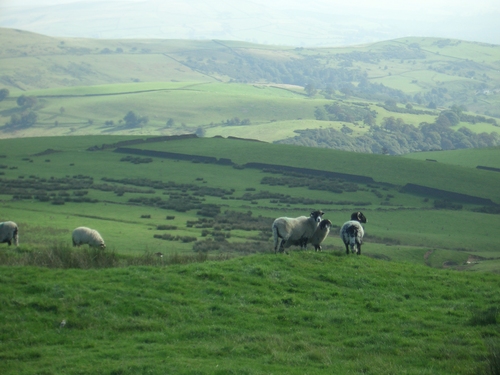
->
[1,28,500,145]
[1,253,500,374]
[0,135,499,272]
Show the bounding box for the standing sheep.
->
[272,210,324,253]
[309,219,332,251]
[0,221,19,246]
[72,227,106,248]
[340,212,367,255]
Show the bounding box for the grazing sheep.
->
[340,212,367,255]
[309,219,332,251]
[272,210,324,253]
[0,221,19,246]
[72,227,106,248]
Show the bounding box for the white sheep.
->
[340,212,367,255]
[285,218,332,251]
[0,221,19,246]
[272,210,324,253]
[72,227,106,248]
[309,219,332,251]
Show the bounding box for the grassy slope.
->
[1,29,499,142]
[1,254,499,375]
[1,135,500,273]
[132,137,500,204]
[402,146,500,169]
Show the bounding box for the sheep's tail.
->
[349,236,358,253]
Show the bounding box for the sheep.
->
[272,210,324,253]
[285,219,332,251]
[340,212,367,255]
[309,219,332,251]
[72,227,106,248]
[0,221,19,246]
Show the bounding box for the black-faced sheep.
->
[0,221,19,246]
[72,227,106,248]
[286,218,332,251]
[309,219,332,251]
[272,210,324,253]
[340,212,367,255]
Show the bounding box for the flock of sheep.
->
[272,210,367,255]
[0,222,106,249]
[1,211,366,255]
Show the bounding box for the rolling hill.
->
[1,28,499,155]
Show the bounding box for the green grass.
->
[403,146,500,169]
[1,28,499,142]
[0,135,499,272]
[132,137,500,204]
[0,254,499,374]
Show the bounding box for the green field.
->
[0,135,499,375]
[1,135,499,272]
[1,253,500,375]
[1,28,499,153]
[1,29,500,374]
[403,146,500,169]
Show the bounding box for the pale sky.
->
[0,0,498,46]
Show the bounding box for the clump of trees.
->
[278,106,500,154]
[123,111,149,128]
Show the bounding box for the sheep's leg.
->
[7,239,11,246]
[277,238,286,254]
[301,238,308,250]
[345,243,350,254]
[357,243,362,255]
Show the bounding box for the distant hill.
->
[0,28,499,154]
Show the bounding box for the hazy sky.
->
[1,0,498,46]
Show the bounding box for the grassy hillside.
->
[1,28,499,154]
[1,254,499,375]
[403,146,500,169]
[1,135,500,272]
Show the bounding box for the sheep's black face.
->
[311,210,325,222]
[319,219,332,229]
[351,212,367,223]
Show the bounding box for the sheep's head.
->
[319,219,332,230]
[351,212,367,223]
[310,210,325,222]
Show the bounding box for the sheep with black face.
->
[72,227,106,249]
[272,210,324,253]
[340,212,367,255]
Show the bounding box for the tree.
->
[314,107,327,121]
[5,110,38,130]
[0,88,9,102]
[436,110,459,127]
[123,111,148,128]
[166,118,175,127]
[16,95,37,108]
[305,83,317,97]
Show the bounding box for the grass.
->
[1,135,499,271]
[1,29,500,142]
[131,136,500,203]
[403,146,500,169]
[0,253,499,374]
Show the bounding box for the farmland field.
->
[0,135,499,272]
[1,28,500,374]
